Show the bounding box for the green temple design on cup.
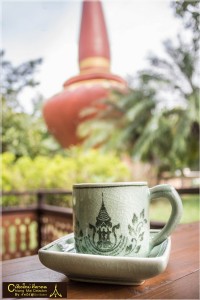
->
[73,182,183,257]
[75,193,148,256]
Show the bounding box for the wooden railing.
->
[1,187,199,260]
[1,190,73,260]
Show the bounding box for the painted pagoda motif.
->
[91,194,116,249]
[75,193,148,256]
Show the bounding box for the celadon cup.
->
[73,182,183,257]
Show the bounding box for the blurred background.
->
[1,0,199,260]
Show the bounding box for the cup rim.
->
[73,182,148,188]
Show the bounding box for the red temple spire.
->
[43,0,127,148]
[79,0,110,74]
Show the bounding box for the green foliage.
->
[2,149,132,205]
[172,0,199,50]
[1,51,62,158]
[1,50,42,108]
[2,101,60,158]
[78,88,156,154]
[137,28,199,173]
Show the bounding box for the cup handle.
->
[149,184,183,250]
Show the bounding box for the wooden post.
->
[37,192,45,249]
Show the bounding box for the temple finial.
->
[43,0,127,148]
[79,0,111,74]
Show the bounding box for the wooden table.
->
[2,222,199,299]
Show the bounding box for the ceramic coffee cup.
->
[73,182,183,257]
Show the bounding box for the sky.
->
[2,0,182,113]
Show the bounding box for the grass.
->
[150,195,199,224]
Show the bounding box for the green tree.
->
[172,0,199,50]
[78,0,199,177]
[78,86,157,154]
[1,51,62,158]
[137,0,199,173]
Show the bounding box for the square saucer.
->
[38,230,171,285]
